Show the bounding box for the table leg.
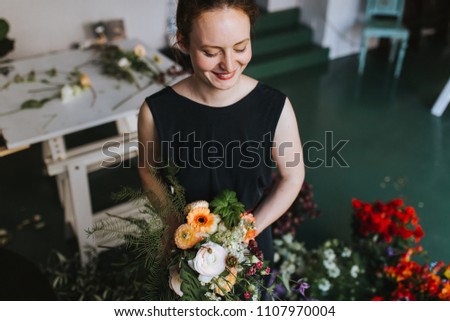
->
[67,161,96,264]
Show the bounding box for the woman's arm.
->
[253,98,305,235]
[137,101,171,206]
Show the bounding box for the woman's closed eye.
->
[234,46,247,53]
[203,51,220,58]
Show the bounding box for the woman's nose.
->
[219,53,235,72]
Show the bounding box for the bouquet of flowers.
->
[169,190,270,301]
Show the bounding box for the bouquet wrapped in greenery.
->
[169,191,270,300]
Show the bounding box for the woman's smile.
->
[212,69,238,80]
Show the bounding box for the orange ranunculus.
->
[215,267,237,296]
[240,212,255,223]
[174,223,202,250]
[244,228,256,244]
[187,207,219,234]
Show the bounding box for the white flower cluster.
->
[273,234,307,278]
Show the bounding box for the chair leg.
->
[389,39,399,63]
[358,37,368,75]
[394,39,408,78]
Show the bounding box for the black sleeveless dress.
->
[145,82,286,262]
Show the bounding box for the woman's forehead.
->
[190,8,251,46]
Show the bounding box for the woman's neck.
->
[188,74,246,107]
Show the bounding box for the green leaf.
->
[27,70,36,82]
[210,189,245,229]
[45,68,57,77]
[179,260,207,301]
[21,99,44,109]
[0,19,9,40]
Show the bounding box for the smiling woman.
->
[137,0,305,291]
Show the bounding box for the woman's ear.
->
[176,31,188,54]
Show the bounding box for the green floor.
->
[1,38,449,269]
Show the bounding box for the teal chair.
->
[358,0,409,78]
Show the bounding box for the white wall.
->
[0,0,168,60]
[323,0,364,59]
[255,0,299,12]
[299,0,365,59]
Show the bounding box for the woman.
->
[138,0,304,264]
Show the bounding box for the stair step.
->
[252,25,312,58]
[245,45,329,79]
[254,8,300,35]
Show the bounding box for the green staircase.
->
[246,8,329,79]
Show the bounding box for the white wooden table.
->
[0,39,185,263]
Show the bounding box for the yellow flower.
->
[187,207,219,234]
[79,73,92,88]
[215,267,237,296]
[444,267,450,280]
[133,44,147,58]
[153,54,161,64]
[174,224,201,250]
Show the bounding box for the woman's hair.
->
[176,0,259,48]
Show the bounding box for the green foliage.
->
[210,189,245,229]
[0,19,9,39]
[179,260,208,301]
[85,162,185,300]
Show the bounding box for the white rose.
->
[193,242,227,283]
[168,267,183,297]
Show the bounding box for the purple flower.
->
[292,279,310,297]
[386,246,394,257]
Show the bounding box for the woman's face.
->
[185,7,252,91]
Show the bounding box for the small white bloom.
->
[350,265,360,278]
[61,84,74,103]
[291,241,304,251]
[328,266,341,278]
[323,249,336,261]
[274,252,280,263]
[318,278,331,292]
[341,247,352,258]
[118,57,131,68]
[323,259,337,270]
[287,264,296,274]
[282,233,294,244]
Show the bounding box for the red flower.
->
[371,296,384,301]
[413,226,425,243]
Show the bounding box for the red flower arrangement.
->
[352,198,424,245]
